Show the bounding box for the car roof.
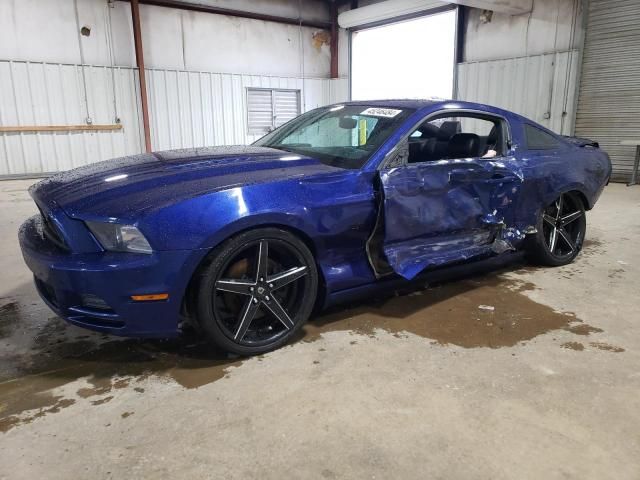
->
[337,99,518,118]
[342,99,443,109]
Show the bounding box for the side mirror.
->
[339,116,358,129]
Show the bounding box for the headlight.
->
[85,221,152,254]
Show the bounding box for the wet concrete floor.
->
[0,180,638,480]
[0,255,616,434]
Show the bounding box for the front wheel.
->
[527,191,586,266]
[195,228,318,355]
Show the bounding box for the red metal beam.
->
[130,0,152,153]
[119,0,332,30]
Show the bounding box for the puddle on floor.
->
[300,275,591,349]
[0,257,613,433]
[561,341,585,351]
[590,342,625,353]
[560,341,625,353]
[565,324,603,336]
[0,333,241,432]
[534,238,605,281]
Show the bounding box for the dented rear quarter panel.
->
[507,115,611,229]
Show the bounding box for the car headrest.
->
[448,133,481,159]
[419,123,440,138]
[437,121,461,141]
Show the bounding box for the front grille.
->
[38,207,68,250]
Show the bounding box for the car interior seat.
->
[408,123,439,163]
[447,133,481,159]
[432,121,461,160]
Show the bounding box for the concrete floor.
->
[0,179,639,480]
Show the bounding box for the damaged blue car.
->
[19,100,611,354]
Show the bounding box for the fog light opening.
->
[80,294,112,311]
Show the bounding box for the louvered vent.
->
[247,88,300,134]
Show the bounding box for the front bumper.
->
[19,215,202,338]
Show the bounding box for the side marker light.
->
[131,293,169,301]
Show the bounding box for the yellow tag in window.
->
[359,119,367,145]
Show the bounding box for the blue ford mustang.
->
[19,100,610,354]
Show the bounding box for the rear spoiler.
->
[562,135,599,148]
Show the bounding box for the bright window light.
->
[351,10,457,100]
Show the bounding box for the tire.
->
[527,191,586,266]
[195,228,318,355]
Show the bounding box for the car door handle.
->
[489,172,518,182]
[402,179,425,191]
[449,169,517,184]
[449,169,490,183]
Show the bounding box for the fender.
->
[197,212,319,252]
[544,182,592,210]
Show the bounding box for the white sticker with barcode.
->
[360,107,402,118]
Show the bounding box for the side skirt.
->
[323,250,525,310]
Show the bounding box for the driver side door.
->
[375,111,523,279]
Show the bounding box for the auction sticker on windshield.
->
[360,107,402,118]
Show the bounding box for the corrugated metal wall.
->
[0,60,143,176]
[456,50,580,135]
[0,60,349,177]
[575,0,640,183]
[145,69,347,151]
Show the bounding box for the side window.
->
[405,114,505,164]
[524,124,562,150]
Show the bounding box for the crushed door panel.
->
[379,158,522,279]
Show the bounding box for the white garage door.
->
[575,0,640,183]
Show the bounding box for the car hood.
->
[30,146,342,220]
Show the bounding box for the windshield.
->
[254,105,415,169]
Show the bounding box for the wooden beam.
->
[0,124,123,133]
[131,0,153,153]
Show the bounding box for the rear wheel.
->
[195,228,318,355]
[527,192,586,266]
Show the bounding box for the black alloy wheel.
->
[528,191,586,266]
[196,228,318,355]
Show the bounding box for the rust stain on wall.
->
[312,30,331,51]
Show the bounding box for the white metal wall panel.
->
[0,60,349,176]
[328,78,349,105]
[456,51,579,135]
[0,60,143,176]
[575,0,640,183]
[146,70,346,151]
